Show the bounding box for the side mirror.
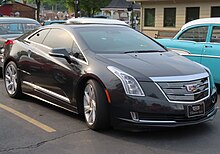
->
[49,48,74,64]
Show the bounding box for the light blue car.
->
[157,18,220,84]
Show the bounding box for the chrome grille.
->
[157,77,209,102]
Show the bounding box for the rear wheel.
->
[83,79,110,130]
[4,61,22,98]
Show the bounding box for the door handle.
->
[205,45,212,48]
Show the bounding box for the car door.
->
[171,26,209,63]
[201,25,220,84]
[29,28,85,109]
[19,28,50,89]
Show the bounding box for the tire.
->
[83,79,110,130]
[4,61,22,98]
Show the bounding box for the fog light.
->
[130,112,139,121]
[211,94,217,104]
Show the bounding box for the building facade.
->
[101,0,140,26]
[127,0,220,38]
[0,1,36,19]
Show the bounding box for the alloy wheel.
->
[5,63,18,95]
[84,84,97,125]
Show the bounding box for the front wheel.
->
[4,61,22,98]
[83,79,110,130]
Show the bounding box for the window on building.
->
[211,6,220,17]
[186,7,200,23]
[178,26,208,42]
[144,8,155,27]
[211,26,220,43]
[164,8,176,27]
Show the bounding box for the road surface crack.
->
[0,128,89,153]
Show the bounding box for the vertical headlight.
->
[107,66,145,96]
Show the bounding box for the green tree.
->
[66,0,110,17]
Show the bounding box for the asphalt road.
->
[0,78,220,154]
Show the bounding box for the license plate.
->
[187,103,205,118]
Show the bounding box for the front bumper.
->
[110,88,218,129]
[114,106,218,128]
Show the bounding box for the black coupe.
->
[3,19,218,130]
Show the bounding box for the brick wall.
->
[12,2,36,19]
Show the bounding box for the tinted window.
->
[144,8,155,27]
[185,7,200,23]
[211,6,220,17]
[178,26,208,42]
[211,26,220,43]
[70,42,85,61]
[164,8,176,27]
[0,23,39,35]
[43,29,73,51]
[74,26,166,53]
[29,29,50,44]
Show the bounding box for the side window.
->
[178,26,208,42]
[43,29,73,52]
[211,26,220,43]
[28,29,50,44]
[70,42,86,61]
[43,29,86,62]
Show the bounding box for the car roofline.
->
[181,17,220,30]
[66,17,128,26]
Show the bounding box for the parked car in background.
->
[0,17,40,76]
[157,18,220,84]
[43,20,66,26]
[3,19,217,130]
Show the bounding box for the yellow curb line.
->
[0,103,56,133]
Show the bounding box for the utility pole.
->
[127,2,134,29]
[74,0,79,18]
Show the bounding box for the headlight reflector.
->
[107,66,145,96]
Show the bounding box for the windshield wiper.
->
[124,50,166,54]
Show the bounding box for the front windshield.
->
[74,26,166,54]
[0,23,39,35]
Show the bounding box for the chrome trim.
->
[23,81,71,104]
[20,70,31,75]
[153,77,210,104]
[201,55,220,59]
[166,88,209,96]
[23,92,77,113]
[168,48,191,54]
[119,118,177,124]
[139,120,176,123]
[48,52,65,57]
[149,72,209,82]
[184,54,202,57]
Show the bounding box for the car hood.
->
[96,52,206,80]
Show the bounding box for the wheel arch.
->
[3,57,18,77]
[76,73,108,114]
